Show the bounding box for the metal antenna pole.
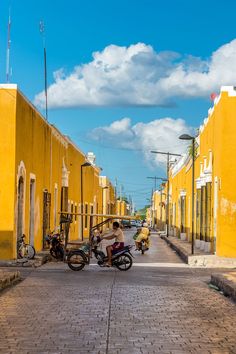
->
[6,9,11,83]
[39,21,48,121]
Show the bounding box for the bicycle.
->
[18,234,35,259]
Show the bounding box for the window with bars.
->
[180,196,186,233]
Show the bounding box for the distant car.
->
[135,220,142,228]
[121,220,132,228]
[130,220,137,227]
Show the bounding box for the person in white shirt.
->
[102,221,124,267]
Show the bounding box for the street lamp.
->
[150,150,182,237]
[179,134,195,254]
[80,162,91,240]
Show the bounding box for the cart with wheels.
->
[58,212,140,271]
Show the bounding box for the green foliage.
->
[188,142,198,159]
[136,205,149,220]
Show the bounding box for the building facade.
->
[0,85,115,259]
[153,86,236,258]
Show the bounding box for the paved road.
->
[0,230,236,354]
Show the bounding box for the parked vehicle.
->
[18,234,35,259]
[121,219,131,228]
[45,231,64,260]
[135,220,142,228]
[67,234,134,271]
[130,220,137,227]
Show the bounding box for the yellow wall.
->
[0,87,17,258]
[152,190,166,230]
[0,86,107,259]
[153,87,236,257]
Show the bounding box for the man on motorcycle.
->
[102,221,124,267]
[135,222,150,250]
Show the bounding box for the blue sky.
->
[1,0,236,208]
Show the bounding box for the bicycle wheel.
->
[19,244,35,259]
[115,254,132,271]
[67,250,87,271]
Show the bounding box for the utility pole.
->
[150,151,182,236]
[39,20,48,121]
[147,176,167,191]
[115,177,118,199]
[147,176,167,229]
[150,188,153,227]
[6,9,11,83]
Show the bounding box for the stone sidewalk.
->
[0,269,21,291]
[160,234,203,263]
[0,252,50,268]
[161,234,236,268]
[1,233,236,353]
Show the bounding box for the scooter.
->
[67,234,134,271]
[136,238,149,255]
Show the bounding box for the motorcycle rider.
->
[135,222,150,250]
[102,221,124,267]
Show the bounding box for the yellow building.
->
[146,207,151,226]
[152,190,166,231]
[115,199,130,216]
[99,176,116,216]
[98,176,116,230]
[153,86,236,258]
[0,84,108,259]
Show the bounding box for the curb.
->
[0,270,21,291]
[160,235,188,263]
[0,254,50,268]
[211,273,236,302]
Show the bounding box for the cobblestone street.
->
[0,231,236,354]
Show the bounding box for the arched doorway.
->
[17,176,24,247]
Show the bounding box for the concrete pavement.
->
[0,230,236,353]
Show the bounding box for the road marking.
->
[88,262,188,268]
[133,262,189,268]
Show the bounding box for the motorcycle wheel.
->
[50,246,64,260]
[115,254,132,271]
[67,250,87,271]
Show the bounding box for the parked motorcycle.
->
[67,234,134,271]
[45,231,64,260]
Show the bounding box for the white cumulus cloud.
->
[34,39,236,109]
[89,117,194,166]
